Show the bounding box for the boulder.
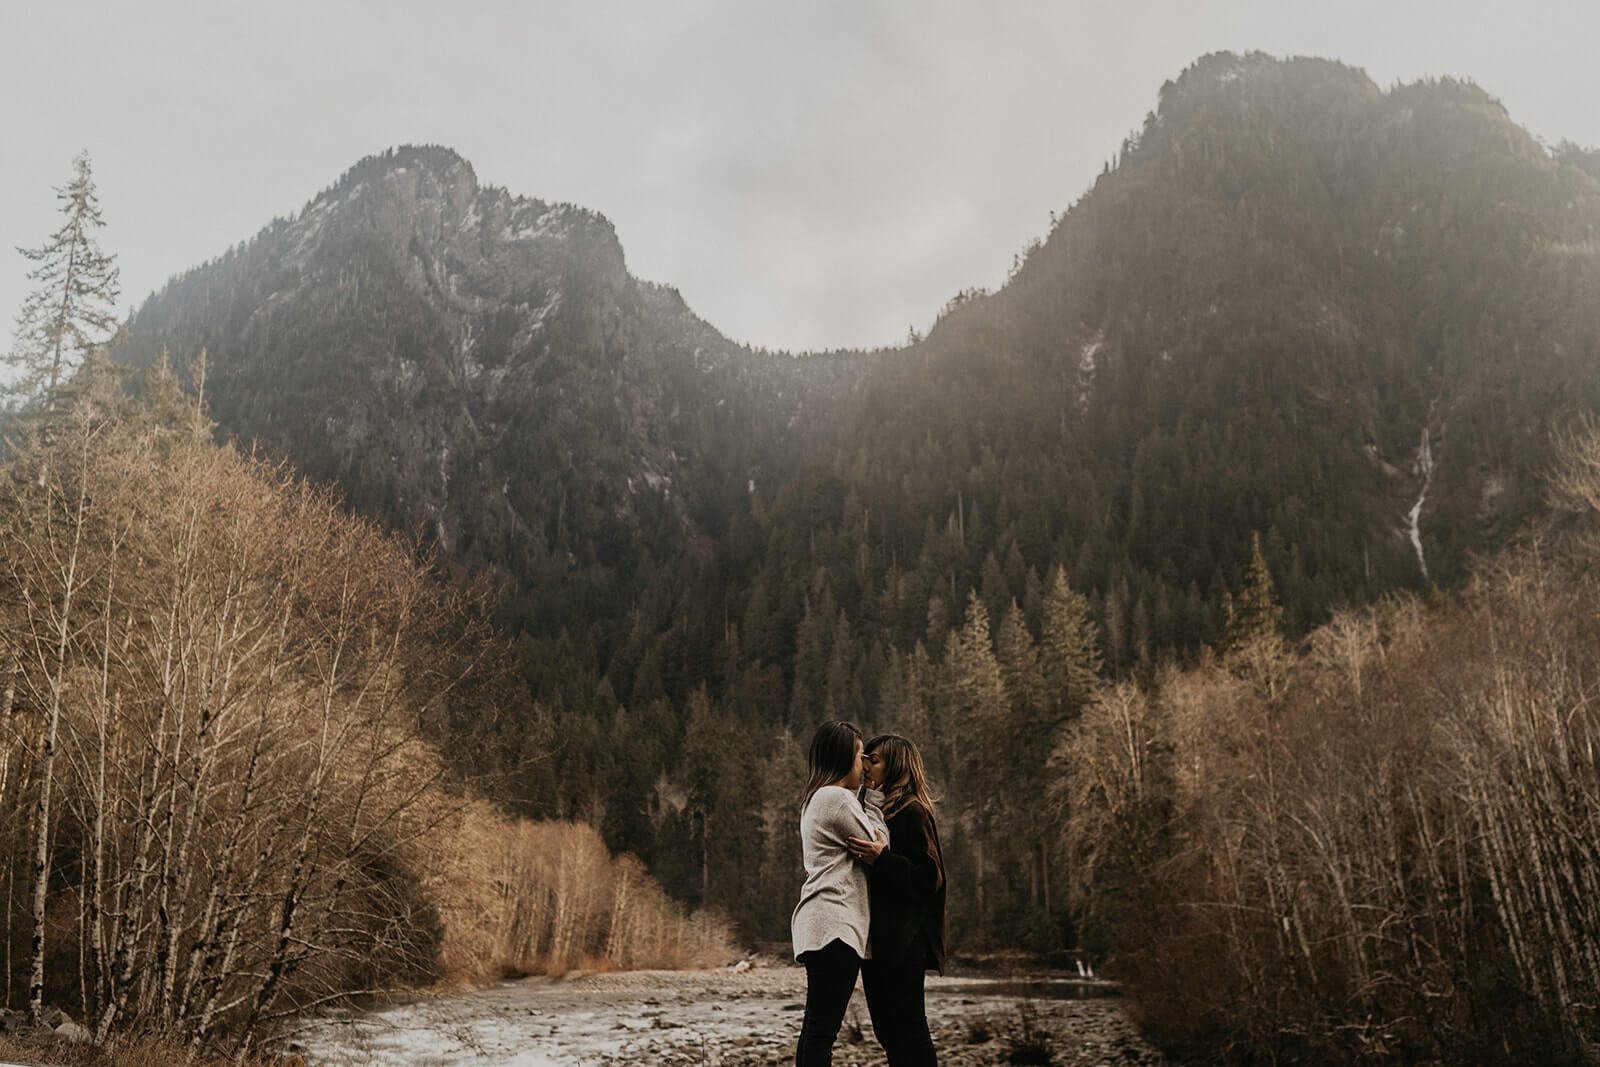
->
[53,1018,93,1043]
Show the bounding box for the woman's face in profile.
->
[862,748,885,791]
[840,739,865,790]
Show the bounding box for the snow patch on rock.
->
[1405,415,1439,582]
[1076,331,1105,406]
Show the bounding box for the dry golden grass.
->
[0,1031,284,1066]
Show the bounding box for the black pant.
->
[795,938,861,1066]
[861,944,936,1066]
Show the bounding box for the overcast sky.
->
[3,2,1598,354]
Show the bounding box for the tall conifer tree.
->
[1226,532,1284,650]
[8,153,121,405]
[946,591,1009,940]
[1224,531,1290,698]
[996,599,1046,731]
[1041,566,1103,717]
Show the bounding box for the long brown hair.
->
[802,720,862,811]
[864,733,938,820]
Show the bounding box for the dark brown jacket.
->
[868,800,947,972]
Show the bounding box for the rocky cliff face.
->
[117,145,855,625]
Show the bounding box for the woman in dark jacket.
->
[846,733,946,1066]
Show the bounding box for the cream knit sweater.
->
[791,785,887,960]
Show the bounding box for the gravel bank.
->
[294,966,1165,1065]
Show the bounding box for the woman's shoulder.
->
[806,785,860,813]
[889,798,938,831]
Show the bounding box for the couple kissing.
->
[791,721,947,1066]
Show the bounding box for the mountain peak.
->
[347,143,473,184]
[1155,51,1378,119]
[297,146,633,269]
[311,144,481,214]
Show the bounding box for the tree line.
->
[0,358,731,1053]
[1055,427,1600,1063]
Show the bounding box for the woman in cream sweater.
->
[791,720,887,1066]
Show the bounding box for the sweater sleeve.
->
[859,789,889,842]
[811,787,876,840]
[874,805,943,900]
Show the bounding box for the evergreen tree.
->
[789,581,834,722]
[678,687,723,908]
[1040,566,1103,718]
[8,153,121,405]
[754,728,808,932]
[1225,532,1284,650]
[996,598,1060,936]
[823,610,856,718]
[1225,532,1290,698]
[945,591,1010,943]
[901,640,942,782]
[947,591,1009,784]
[996,599,1046,731]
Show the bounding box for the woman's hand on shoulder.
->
[845,829,888,865]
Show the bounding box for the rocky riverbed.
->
[291,965,1165,1065]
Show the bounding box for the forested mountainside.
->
[113,144,865,632]
[112,51,1600,946]
[827,51,1600,651]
